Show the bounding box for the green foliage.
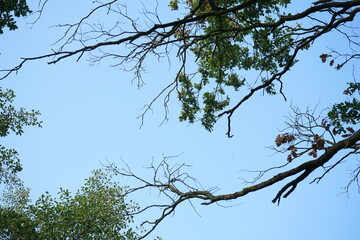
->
[0,0,37,185]
[0,147,21,183]
[0,169,140,240]
[0,88,42,137]
[0,181,36,239]
[171,0,297,130]
[0,0,32,34]
[168,0,179,10]
[0,207,39,239]
[202,91,229,131]
[178,73,201,123]
[0,87,42,184]
[328,82,360,135]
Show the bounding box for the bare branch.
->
[104,129,360,238]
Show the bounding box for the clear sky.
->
[1,0,360,239]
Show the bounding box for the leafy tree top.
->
[0,169,140,240]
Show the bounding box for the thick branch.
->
[202,129,360,205]
[107,130,360,239]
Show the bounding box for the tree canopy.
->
[0,169,139,240]
[2,0,359,134]
[1,0,359,239]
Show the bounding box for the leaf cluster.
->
[0,0,32,34]
[276,133,326,162]
[328,82,360,135]
[0,88,41,184]
[0,88,42,137]
[173,0,296,131]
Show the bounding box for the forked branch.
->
[106,129,360,238]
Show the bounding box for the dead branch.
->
[105,129,360,238]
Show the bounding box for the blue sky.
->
[1,0,360,239]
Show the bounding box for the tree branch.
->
[105,129,360,238]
